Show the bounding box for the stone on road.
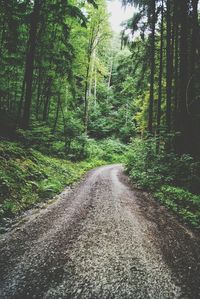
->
[0,165,200,298]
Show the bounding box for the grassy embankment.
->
[2,136,199,229]
[0,139,126,221]
[126,138,200,228]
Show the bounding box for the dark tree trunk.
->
[0,21,5,64]
[42,77,52,122]
[190,0,199,83]
[52,94,61,134]
[189,0,200,156]
[17,75,26,124]
[173,0,179,123]
[21,0,41,129]
[35,67,42,119]
[148,0,156,134]
[12,76,18,113]
[166,0,173,133]
[156,0,164,150]
[175,0,191,154]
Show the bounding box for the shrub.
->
[126,137,200,193]
[155,186,200,227]
[126,137,200,227]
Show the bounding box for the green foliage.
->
[155,186,200,228]
[0,141,87,219]
[126,137,200,193]
[85,138,128,163]
[126,137,200,227]
[17,123,54,147]
[0,138,127,220]
[126,138,172,190]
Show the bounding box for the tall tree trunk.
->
[35,67,42,119]
[84,25,100,134]
[173,0,179,122]
[166,0,173,133]
[21,0,41,129]
[156,0,164,152]
[94,68,97,107]
[175,0,190,154]
[190,0,199,84]
[0,20,5,65]
[189,0,200,156]
[17,75,26,123]
[84,62,90,134]
[108,57,113,88]
[43,77,52,122]
[11,74,18,113]
[52,94,61,134]
[148,0,156,134]
[88,49,96,99]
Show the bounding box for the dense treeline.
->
[120,0,200,226]
[3,1,199,158]
[0,0,111,147]
[122,0,200,157]
[0,0,137,155]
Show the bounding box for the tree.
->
[166,0,173,133]
[20,0,41,129]
[83,0,111,133]
[156,0,164,151]
[148,0,156,134]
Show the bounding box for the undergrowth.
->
[0,138,126,220]
[126,137,200,228]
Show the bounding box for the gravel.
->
[0,164,200,299]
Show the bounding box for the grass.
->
[0,140,107,220]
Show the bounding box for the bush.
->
[17,122,55,150]
[126,137,200,193]
[126,137,200,227]
[85,138,128,163]
[155,186,200,227]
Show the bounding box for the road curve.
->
[0,164,200,298]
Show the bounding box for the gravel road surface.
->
[0,165,200,299]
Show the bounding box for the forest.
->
[0,0,200,228]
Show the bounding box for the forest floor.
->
[0,164,200,299]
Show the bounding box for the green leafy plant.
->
[126,137,200,227]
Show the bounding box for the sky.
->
[107,0,136,33]
[107,2,200,33]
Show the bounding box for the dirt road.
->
[0,165,200,299]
